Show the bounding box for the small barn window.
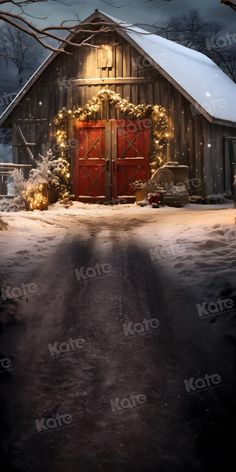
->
[97,45,113,69]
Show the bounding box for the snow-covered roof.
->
[1,9,236,126]
[105,12,236,125]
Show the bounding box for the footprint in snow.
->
[198,239,226,249]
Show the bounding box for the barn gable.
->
[1,9,236,128]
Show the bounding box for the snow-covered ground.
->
[1,201,236,471]
[0,201,235,300]
[134,202,236,299]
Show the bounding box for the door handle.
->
[105,159,109,171]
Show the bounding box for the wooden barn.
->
[1,9,236,202]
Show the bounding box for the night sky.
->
[13,0,236,32]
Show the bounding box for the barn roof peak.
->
[0,9,236,126]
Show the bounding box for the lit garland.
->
[54,88,169,183]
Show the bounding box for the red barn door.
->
[73,121,108,201]
[73,119,151,201]
[113,120,151,198]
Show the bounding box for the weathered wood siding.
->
[9,31,236,195]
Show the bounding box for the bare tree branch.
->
[221,0,236,11]
[0,14,68,52]
[0,24,46,85]
[0,0,154,54]
[100,0,130,8]
[0,12,104,51]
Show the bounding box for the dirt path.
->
[1,213,236,472]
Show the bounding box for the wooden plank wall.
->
[10,31,236,195]
[203,121,236,195]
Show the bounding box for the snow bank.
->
[135,204,236,301]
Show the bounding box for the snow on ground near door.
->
[0,202,235,299]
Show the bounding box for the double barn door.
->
[73,119,151,201]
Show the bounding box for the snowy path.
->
[1,205,236,471]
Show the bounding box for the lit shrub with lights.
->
[23,180,48,211]
[27,150,72,209]
[0,151,72,212]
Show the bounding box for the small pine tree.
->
[10,169,26,196]
[11,169,27,210]
[29,150,71,201]
[0,169,27,212]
